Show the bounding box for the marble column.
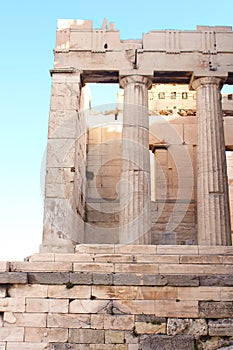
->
[119,75,152,244]
[192,77,232,245]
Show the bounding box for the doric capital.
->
[120,75,152,89]
[191,76,225,90]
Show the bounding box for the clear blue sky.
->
[1,0,233,260]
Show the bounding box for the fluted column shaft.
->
[119,75,152,244]
[192,77,232,245]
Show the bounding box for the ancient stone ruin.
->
[0,19,233,349]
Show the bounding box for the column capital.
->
[191,76,225,90]
[120,75,152,89]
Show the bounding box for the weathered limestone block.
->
[90,345,128,350]
[8,284,48,298]
[10,261,72,272]
[200,275,233,286]
[135,321,166,334]
[26,298,69,313]
[143,274,167,286]
[167,318,207,338]
[105,330,125,343]
[166,275,199,286]
[103,315,134,330]
[199,301,233,318]
[0,272,27,284]
[69,329,105,344]
[0,262,9,272]
[70,272,93,285]
[73,262,114,273]
[209,319,233,336]
[6,343,50,350]
[48,285,91,299]
[156,300,199,318]
[139,335,195,350]
[0,327,24,341]
[69,299,111,314]
[0,298,25,312]
[3,312,46,327]
[113,300,156,314]
[47,314,90,328]
[113,273,141,286]
[0,287,6,298]
[51,345,89,350]
[28,272,69,284]
[24,327,68,342]
[93,273,113,285]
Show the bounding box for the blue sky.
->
[0,0,233,260]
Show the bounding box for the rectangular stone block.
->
[25,327,68,342]
[157,245,198,255]
[139,335,195,350]
[6,343,49,350]
[69,329,104,344]
[55,253,93,262]
[8,285,48,298]
[220,287,233,301]
[48,285,91,298]
[199,275,233,286]
[94,254,133,263]
[29,253,55,262]
[140,286,177,300]
[70,272,93,285]
[156,300,199,318]
[4,312,46,327]
[199,301,233,318]
[0,287,6,298]
[135,321,166,334]
[0,262,9,272]
[103,315,134,330]
[75,244,115,254]
[208,319,233,336]
[137,255,179,263]
[73,263,114,273]
[113,273,141,286]
[0,272,27,284]
[69,299,110,314]
[0,298,25,312]
[114,245,157,254]
[93,273,113,285]
[159,264,233,275]
[167,275,199,287]
[143,274,168,286]
[26,298,68,313]
[51,345,89,350]
[113,300,156,314]
[47,313,90,328]
[28,272,69,284]
[115,264,158,274]
[92,286,138,300]
[0,343,4,350]
[105,330,125,344]
[10,261,72,272]
[0,327,24,341]
[177,286,221,301]
[179,255,223,264]
[198,246,233,255]
[90,346,127,350]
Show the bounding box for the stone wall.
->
[0,245,233,349]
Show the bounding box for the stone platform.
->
[0,245,233,349]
